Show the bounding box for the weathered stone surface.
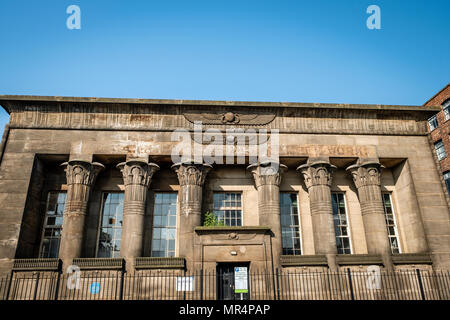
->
[248,161,287,269]
[117,159,159,270]
[347,159,393,270]
[58,160,104,268]
[172,162,212,270]
[0,95,448,276]
[298,158,338,270]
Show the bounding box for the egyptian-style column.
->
[347,159,393,270]
[297,158,338,270]
[172,161,212,270]
[117,159,159,270]
[248,161,287,269]
[59,160,104,268]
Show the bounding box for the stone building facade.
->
[0,95,449,282]
[425,84,450,195]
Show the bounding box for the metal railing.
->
[0,269,448,300]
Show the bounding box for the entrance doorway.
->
[216,262,250,300]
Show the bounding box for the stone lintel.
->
[134,257,186,270]
[336,254,384,266]
[68,153,93,163]
[280,255,328,267]
[72,258,125,270]
[195,226,271,234]
[391,253,433,265]
[12,258,62,272]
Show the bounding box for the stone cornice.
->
[1,96,437,135]
[0,95,440,112]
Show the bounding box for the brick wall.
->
[425,84,450,173]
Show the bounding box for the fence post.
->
[119,266,125,301]
[200,269,204,300]
[54,272,61,301]
[33,272,40,300]
[416,269,426,300]
[183,269,186,300]
[347,268,354,300]
[275,268,281,300]
[6,271,13,300]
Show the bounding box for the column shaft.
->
[59,160,104,269]
[347,160,393,270]
[172,162,212,271]
[248,162,286,270]
[118,160,159,270]
[298,160,338,270]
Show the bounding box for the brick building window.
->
[435,140,446,160]
[39,192,66,258]
[331,193,352,254]
[428,115,438,131]
[280,193,302,255]
[152,193,177,257]
[213,192,242,226]
[444,172,450,195]
[97,192,124,258]
[382,193,401,254]
[443,99,450,121]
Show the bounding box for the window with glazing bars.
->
[97,192,124,258]
[444,171,450,195]
[213,193,242,226]
[331,193,351,254]
[382,193,401,254]
[444,99,450,121]
[152,193,177,257]
[428,115,438,131]
[280,193,302,255]
[435,140,446,160]
[40,192,66,258]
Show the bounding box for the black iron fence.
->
[0,269,449,300]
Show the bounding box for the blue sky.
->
[0,0,449,133]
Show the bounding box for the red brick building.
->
[425,84,450,194]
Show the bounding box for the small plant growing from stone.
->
[203,211,225,227]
